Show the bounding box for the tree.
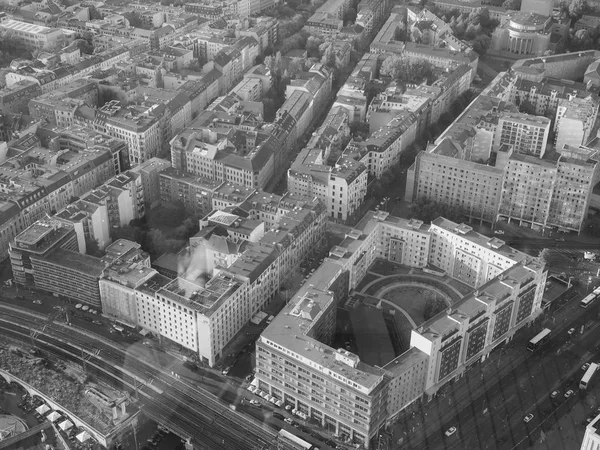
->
[306,36,324,58]
[343,7,357,24]
[74,38,94,55]
[502,0,521,10]
[124,11,144,29]
[568,0,590,22]
[88,5,104,20]
[155,69,164,88]
[85,238,103,258]
[472,35,491,55]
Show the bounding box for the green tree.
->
[306,36,324,58]
[568,0,590,22]
[74,38,94,55]
[124,11,144,28]
[472,35,491,54]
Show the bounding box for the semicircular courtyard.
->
[341,260,473,366]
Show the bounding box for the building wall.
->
[99,279,139,325]
[412,151,503,225]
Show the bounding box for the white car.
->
[564,390,574,398]
[445,426,457,437]
[524,413,534,423]
[249,399,260,406]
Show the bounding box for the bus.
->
[581,363,599,389]
[581,293,596,308]
[527,328,551,352]
[277,429,317,450]
[593,287,600,297]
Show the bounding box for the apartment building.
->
[170,118,275,190]
[506,76,598,121]
[288,152,367,222]
[158,168,225,217]
[494,112,551,158]
[411,254,545,392]
[257,211,545,448]
[345,111,418,179]
[0,80,41,114]
[130,157,172,207]
[92,100,162,168]
[408,139,504,225]
[54,199,111,253]
[554,96,599,152]
[96,188,325,365]
[80,171,145,230]
[0,19,65,51]
[0,134,120,260]
[582,414,600,450]
[9,216,105,307]
[99,241,155,327]
[497,145,599,233]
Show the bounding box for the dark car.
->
[273,412,284,420]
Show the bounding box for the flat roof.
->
[262,286,387,394]
[158,272,243,316]
[431,217,528,263]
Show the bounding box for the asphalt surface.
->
[387,287,600,450]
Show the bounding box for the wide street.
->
[388,287,600,450]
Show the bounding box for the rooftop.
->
[158,272,243,316]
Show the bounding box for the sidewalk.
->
[388,294,586,449]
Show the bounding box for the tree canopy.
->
[381,55,434,84]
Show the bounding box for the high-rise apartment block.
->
[494,112,551,157]
[256,211,545,448]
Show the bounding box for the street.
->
[387,289,600,450]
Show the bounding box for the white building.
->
[0,19,65,51]
[582,414,600,450]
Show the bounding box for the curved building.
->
[490,12,560,57]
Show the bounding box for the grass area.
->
[447,278,474,296]
[355,273,379,292]
[380,286,436,326]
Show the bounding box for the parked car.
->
[272,412,284,420]
[445,426,457,437]
[249,399,260,407]
[284,418,295,425]
[524,413,534,423]
[32,300,42,305]
[568,328,576,336]
[550,390,560,398]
